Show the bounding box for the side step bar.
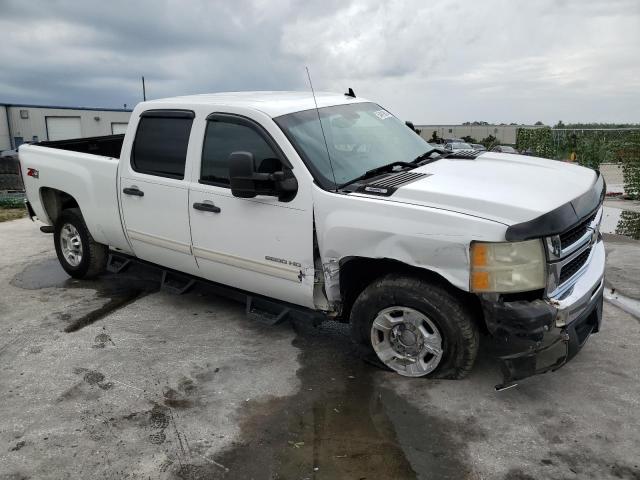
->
[246,296,291,326]
[161,270,196,295]
[107,254,132,274]
[106,251,326,326]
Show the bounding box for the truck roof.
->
[141,91,370,118]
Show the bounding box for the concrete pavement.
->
[0,217,639,479]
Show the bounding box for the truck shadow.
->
[176,282,496,480]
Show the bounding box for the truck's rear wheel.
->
[54,208,108,279]
[350,274,479,379]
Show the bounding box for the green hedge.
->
[515,128,554,158]
[516,127,640,198]
[616,132,640,199]
[0,194,25,209]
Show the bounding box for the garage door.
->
[111,122,128,135]
[46,117,82,141]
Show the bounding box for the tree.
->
[430,130,441,143]
[554,120,566,129]
[405,121,421,136]
[481,134,499,149]
[461,135,477,144]
[534,121,544,125]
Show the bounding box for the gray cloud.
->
[0,0,638,123]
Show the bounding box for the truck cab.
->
[20,92,606,387]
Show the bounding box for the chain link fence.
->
[0,190,25,208]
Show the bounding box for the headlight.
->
[470,239,546,293]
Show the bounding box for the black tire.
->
[350,274,479,379]
[54,208,108,279]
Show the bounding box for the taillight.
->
[27,168,39,178]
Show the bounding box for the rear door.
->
[188,113,315,308]
[119,110,198,275]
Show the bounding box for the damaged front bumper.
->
[481,238,605,389]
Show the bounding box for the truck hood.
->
[385,152,597,225]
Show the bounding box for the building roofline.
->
[0,102,132,113]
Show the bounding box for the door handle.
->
[193,202,221,213]
[123,187,144,197]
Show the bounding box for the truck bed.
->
[38,134,124,159]
[19,141,132,253]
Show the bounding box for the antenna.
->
[305,66,338,191]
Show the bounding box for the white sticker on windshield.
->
[374,109,393,120]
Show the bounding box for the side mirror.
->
[229,151,259,198]
[228,151,298,200]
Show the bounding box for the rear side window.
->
[132,113,193,179]
[201,120,280,186]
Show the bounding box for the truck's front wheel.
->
[54,208,108,279]
[350,274,479,379]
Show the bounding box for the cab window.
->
[200,119,281,187]
[132,111,194,179]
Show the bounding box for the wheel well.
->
[338,257,485,331]
[40,187,80,225]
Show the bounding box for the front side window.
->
[201,119,281,186]
[132,114,193,179]
[274,102,431,189]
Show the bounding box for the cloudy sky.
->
[1,0,638,124]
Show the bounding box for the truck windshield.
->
[274,102,431,190]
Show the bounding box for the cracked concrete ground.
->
[1,216,639,480]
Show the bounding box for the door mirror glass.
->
[229,151,298,201]
[229,151,259,198]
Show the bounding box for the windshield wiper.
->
[338,161,416,189]
[410,147,448,165]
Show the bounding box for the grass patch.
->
[0,207,26,222]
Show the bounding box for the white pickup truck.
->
[19,91,605,387]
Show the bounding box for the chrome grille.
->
[559,210,598,250]
[546,206,602,295]
[559,247,591,284]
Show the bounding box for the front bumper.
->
[481,237,605,388]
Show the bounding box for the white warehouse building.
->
[416,124,547,145]
[0,103,132,152]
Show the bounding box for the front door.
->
[188,113,315,308]
[120,110,199,275]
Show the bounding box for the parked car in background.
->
[470,143,486,152]
[0,149,22,189]
[1,149,19,159]
[491,145,518,154]
[444,142,476,153]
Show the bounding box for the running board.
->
[246,296,292,325]
[107,254,132,274]
[161,270,196,295]
[105,250,327,323]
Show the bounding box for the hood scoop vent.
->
[446,150,482,159]
[358,171,430,197]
